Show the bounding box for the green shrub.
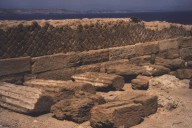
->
[130,17,142,23]
[190,30,192,36]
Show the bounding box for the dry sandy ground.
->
[0,79,192,128]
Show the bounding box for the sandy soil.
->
[0,78,192,128]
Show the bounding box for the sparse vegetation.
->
[190,29,192,36]
[130,16,142,23]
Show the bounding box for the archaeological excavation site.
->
[0,18,192,128]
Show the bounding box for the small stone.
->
[131,78,149,90]
[131,76,151,90]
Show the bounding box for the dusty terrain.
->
[0,76,191,128]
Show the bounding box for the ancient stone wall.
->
[0,19,191,59]
[0,37,192,83]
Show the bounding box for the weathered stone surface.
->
[158,49,180,59]
[90,94,158,128]
[114,94,158,117]
[105,63,170,79]
[0,57,31,77]
[155,57,184,69]
[131,76,151,90]
[97,90,147,103]
[131,79,149,90]
[142,65,171,76]
[106,64,145,82]
[36,68,76,80]
[109,45,135,60]
[0,82,53,115]
[0,75,24,85]
[179,37,192,48]
[135,41,159,56]
[159,38,179,51]
[91,102,142,128]
[96,91,128,102]
[187,61,192,68]
[32,53,81,73]
[72,72,124,91]
[100,59,129,73]
[169,71,177,76]
[24,79,96,97]
[130,55,152,65]
[24,74,37,81]
[180,47,192,60]
[189,79,192,89]
[175,69,192,79]
[80,49,109,65]
[75,64,100,75]
[51,92,105,123]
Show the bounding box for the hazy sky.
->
[0,0,192,11]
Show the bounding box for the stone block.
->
[75,64,100,75]
[176,69,192,79]
[36,68,76,81]
[129,55,152,65]
[24,79,96,98]
[155,57,185,69]
[80,49,109,65]
[100,59,129,73]
[0,57,31,76]
[158,49,180,59]
[180,47,192,60]
[179,37,192,48]
[187,61,192,68]
[32,53,81,73]
[51,92,105,123]
[90,94,157,128]
[159,38,179,51]
[109,45,135,60]
[142,65,170,76]
[135,41,159,56]
[0,82,53,115]
[131,76,151,90]
[72,72,124,91]
[90,101,142,128]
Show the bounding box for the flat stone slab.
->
[105,64,170,83]
[32,53,81,74]
[106,64,145,76]
[0,82,53,115]
[0,57,31,77]
[72,72,124,91]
